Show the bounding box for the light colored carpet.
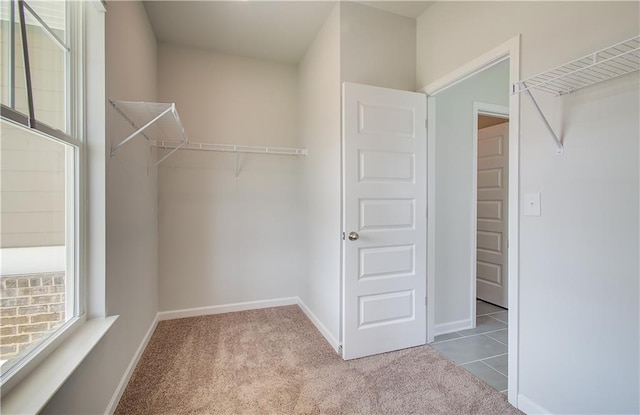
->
[115,306,521,414]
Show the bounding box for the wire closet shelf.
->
[110,100,307,168]
[512,35,639,156]
[514,35,640,96]
[152,140,307,156]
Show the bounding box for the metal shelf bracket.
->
[109,100,189,166]
[522,88,564,156]
[512,35,639,156]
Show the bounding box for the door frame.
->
[472,102,509,312]
[419,35,521,407]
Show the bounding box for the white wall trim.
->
[0,246,65,276]
[418,37,515,96]
[158,297,298,321]
[105,313,159,415]
[421,34,521,409]
[518,394,551,415]
[297,298,340,354]
[1,317,117,415]
[433,318,473,336]
[506,36,521,410]
[426,96,436,344]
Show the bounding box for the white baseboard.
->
[517,394,551,414]
[157,297,299,321]
[104,313,159,415]
[296,298,340,354]
[434,318,473,336]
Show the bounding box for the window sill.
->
[0,315,118,415]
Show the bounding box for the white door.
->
[476,122,509,308]
[342,83,427,360]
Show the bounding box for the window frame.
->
[0,0,87,393]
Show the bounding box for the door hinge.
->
[338,345,343,356]
[425,297,427,306]
[425,118,428,129]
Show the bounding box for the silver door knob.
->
[348,231,359,241]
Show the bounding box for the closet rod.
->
[153,140,308,156]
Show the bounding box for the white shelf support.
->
[109,100,189,166]
[523,89,564,156]
[512,35,639,156]
[111,105,173,157]
[155,139,185,166]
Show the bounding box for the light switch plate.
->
[524,193,541,216]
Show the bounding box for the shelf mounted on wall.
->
[109,100,189,166]
[512,35,640,155]
[110,100,308,175]
[152,140,308,177]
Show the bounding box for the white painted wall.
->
[340,1,416,91]
[42,2,160,413]
[298,4,342,346]
[418,2,639,413]
[157,44,303,312]
[431,60,509,327]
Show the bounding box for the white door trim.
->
[472,102,509,314]
[420,35,521,409]
[426,96,436,344]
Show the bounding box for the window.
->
[0,0,84,390]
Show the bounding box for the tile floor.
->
[431,300,508,393]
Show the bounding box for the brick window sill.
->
[0,315,118,414]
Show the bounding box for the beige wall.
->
[42,1,160,413]
[417,1,638,88]
[417,2,639,413]
[156,43,304,311]
[298,3,342,346]
[340,1,416,91]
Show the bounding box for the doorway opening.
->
[421,35,520,405]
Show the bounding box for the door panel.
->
[359,151,415,182]
[359,245,415,280]
[477,122,509,308]
[359,199,415,230]
[342,83,427,360]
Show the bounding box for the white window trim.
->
[0,316,117,414]
[0,1,114,410]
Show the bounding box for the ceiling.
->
[143,1,434,65]
[359,1,434,18]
